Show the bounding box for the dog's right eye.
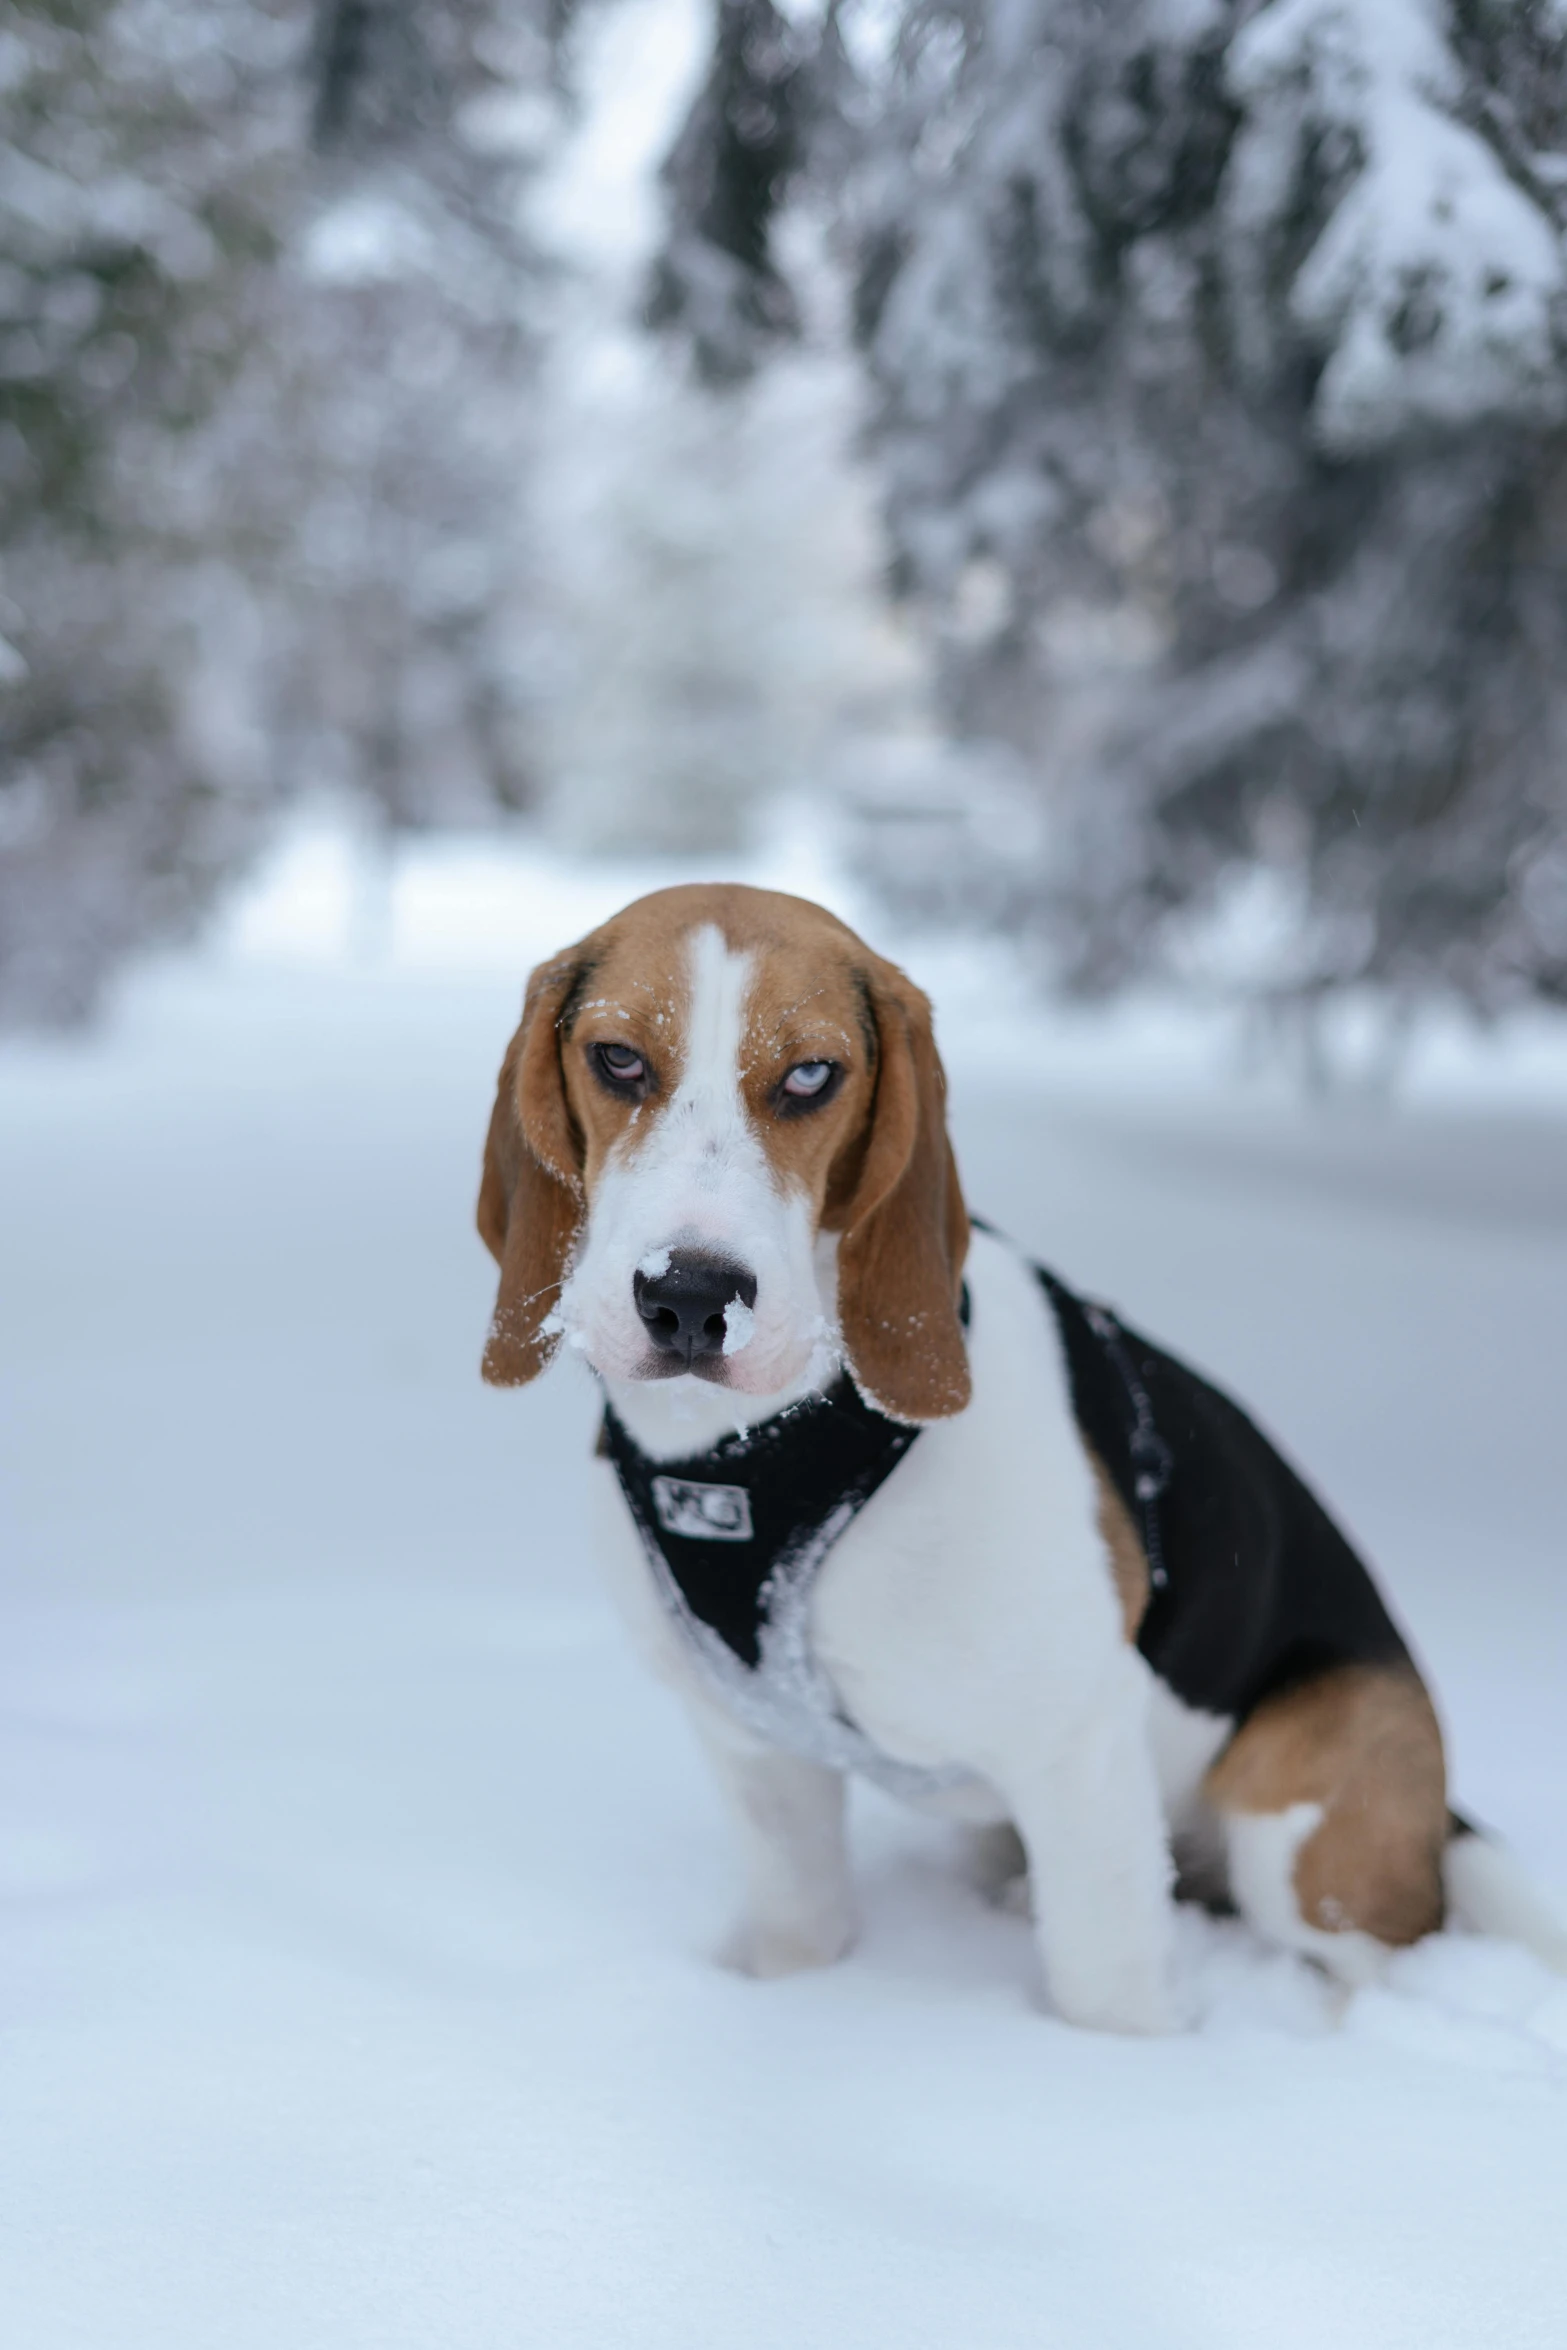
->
[593,1043,648,1093]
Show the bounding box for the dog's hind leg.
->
[1205,1663,1447,1984]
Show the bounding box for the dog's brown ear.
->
[477,952,586,1387]
[832,957,970,1422]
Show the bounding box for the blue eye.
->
[782,1060,834,1098]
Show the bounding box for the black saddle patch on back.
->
[1039,1271,1411,1720]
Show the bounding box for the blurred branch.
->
[645,0,821,381]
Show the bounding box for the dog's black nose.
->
[633,1251,758,1365]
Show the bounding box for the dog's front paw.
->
[718,1909,855,1980]
[1045,1975,1192,2035]
[1040,1944,1193,2034]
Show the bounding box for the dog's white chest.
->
[596,1231,1124,1820]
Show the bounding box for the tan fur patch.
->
[477,962,589,1385]
[1205,1663,1448,1947]
[1090,1451,1150,1641]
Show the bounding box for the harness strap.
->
[1078,1301,1173,1591]
[599,1357,971,1800]
[600,1372,919,1672]
[965,1216,1174,1594]
[1033,1268,1174,1595]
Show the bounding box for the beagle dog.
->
[476,883,1564,2032]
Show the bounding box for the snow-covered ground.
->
[4,822,1567,2349]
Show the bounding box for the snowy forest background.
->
[6,0,1567,1042]
[8,19,1567,2334]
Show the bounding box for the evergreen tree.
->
[0,0,301,1019]
[0,0,549,1022]
[657,0,1567,1013]
[281,0,548,833]
[520,0,919,858]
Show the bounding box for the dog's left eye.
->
[594,1043,647,1090]
[781,1060,835,1099]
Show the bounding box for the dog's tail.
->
[1443,1812,1567,1973]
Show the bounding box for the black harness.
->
[602,1245,1412,1777]
[602,1369,920,1673]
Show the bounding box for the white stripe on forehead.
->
[676,923,753,1114]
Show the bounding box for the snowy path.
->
[4,912,1567,2348]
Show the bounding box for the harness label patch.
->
[651,1475,753,1543]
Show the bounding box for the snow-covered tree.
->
[519,0,925,857]
[657,0,1567,1014]
[527,324,928,853]
[0,0,302,1021]
[0,0,550,1023]
[276,0,550,833]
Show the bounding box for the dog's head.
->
[476,884,970,1422]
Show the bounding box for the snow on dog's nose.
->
[634,1250,758,1368]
